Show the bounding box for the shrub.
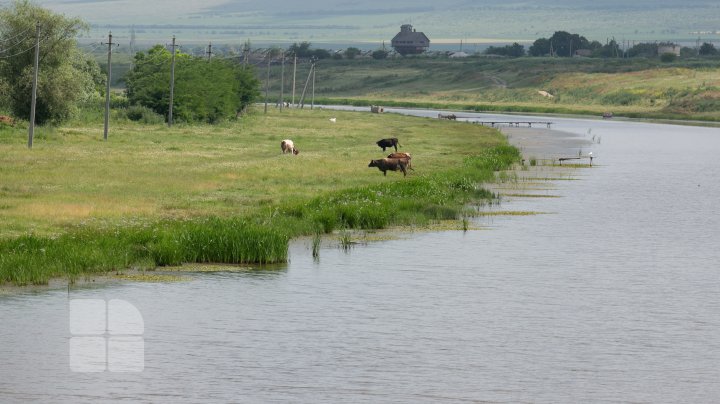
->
[124,105,165,124]
[660,53,677,63]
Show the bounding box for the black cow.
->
[376,137,400,152]
[368,158,408,177]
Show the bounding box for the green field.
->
[263,57,720,121]
[0,108,518,284]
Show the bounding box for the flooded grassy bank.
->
[0,109,519,285]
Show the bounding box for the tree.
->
[484,43,525,57]
[344,47,361,59]
[125,45,260,123]
[288,42,313,58]
[372,49,389,60]
[628,42,658,58]
[529,32,590,57]
[699,42,718,56]
[0,0,102,124]
[529,38,551,56]
[311,48,331,60]
[548,31,589,57]
[592,40,622,58]
[660,52,677,63]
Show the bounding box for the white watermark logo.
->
[69,299,145,373]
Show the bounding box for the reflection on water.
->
[1,112,719,403]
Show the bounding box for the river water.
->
[1,110,719,403]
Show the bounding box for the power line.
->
[0,43,36,59]
[0,26,35,43]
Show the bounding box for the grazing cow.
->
[281,139,299,155]
[329,117,336,123]
[368,158,408,177]
[387,152,413,170]
[376,137,400,152]
[0,115,14,126]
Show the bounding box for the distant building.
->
[658,44,681,56]
[449,51,469,58]
[391,24,430,56]
[574,49,592,57]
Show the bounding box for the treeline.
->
[287,41,389,60]
[484,31,719,60]
[0,1,261,126]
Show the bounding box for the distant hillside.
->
[40,0,720,46]
[263,57,720,121]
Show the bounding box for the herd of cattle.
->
[281,136,413,177]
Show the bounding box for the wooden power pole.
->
[168,36,178,127]
[264,52,271,113]
[28,22,40,149]
[292,54,297,107]
[102,31,118,141]
[280,51,285,111]
[311,63,315,110]
[299,59,315,108]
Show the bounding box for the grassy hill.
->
[270,56,720,121]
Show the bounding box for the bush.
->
[660,53,677,63]
[124,105,165,124]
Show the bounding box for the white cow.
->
[281,139,299,155]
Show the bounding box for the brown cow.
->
[0,115,15,126]
[387,152,413,170]
[281,139,299,155]
[368,158,408,177]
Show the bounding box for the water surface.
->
[1,111,719,403]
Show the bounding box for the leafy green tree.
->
[530,32,589,57]
[699,42,718,56]
[628,42,658,58]
[344,47,361,59]
[125,45,260,123]
[660,52,677,63]
[484,43,525,57]
[0,0,102,124]
[372,49,389,60]
[549,31,589,57]
[529,38,551,56]
[288,42,313,58]
[592,40,622,58]
[312,49,331,60]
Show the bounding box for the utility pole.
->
[243,39,250,65]
[102,31,118,141]
[264,52,271,113]
[168,36,177,127]
[291,54,297,107]
[299,58,315,108]
[129,25,136,55]
[311,62,315,110]
[206,42,213,61]
[280,51,285,111]
[28,22,40,149]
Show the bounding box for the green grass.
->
[0,107,518,285]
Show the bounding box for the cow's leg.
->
[383,170,387,176]
[393,144,398,152]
